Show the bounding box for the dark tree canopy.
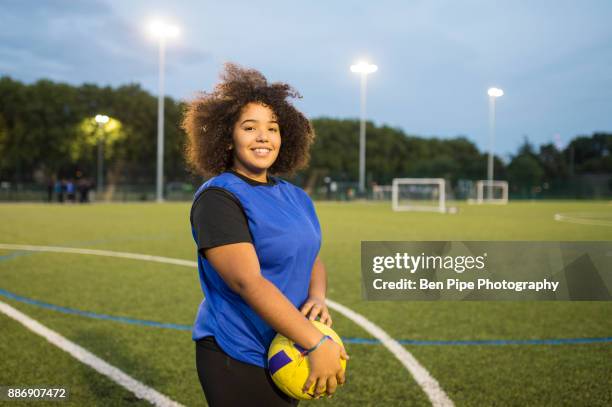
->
[0,76,610,198]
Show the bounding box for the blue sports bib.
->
[191,172,321,367]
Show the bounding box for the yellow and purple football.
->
[267,320,347,400]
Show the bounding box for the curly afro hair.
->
[182,63,315,177]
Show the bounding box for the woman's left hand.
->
[300,297,332,326]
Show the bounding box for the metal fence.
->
[1,176,610,203]
[0,182,195,203]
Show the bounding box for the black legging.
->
[195,336,299,407]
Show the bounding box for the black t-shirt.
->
[190,170,277,257]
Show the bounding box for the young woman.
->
[182,63,348,406]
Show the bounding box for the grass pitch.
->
[1,201,611,406]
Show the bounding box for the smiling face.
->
[231,102,281,181]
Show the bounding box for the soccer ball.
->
[267,320,347,400]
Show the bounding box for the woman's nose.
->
[255,130,268,142]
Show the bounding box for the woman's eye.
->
[269,128,278,132]
[244,126,254,131]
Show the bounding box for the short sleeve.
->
[191,188,252,256]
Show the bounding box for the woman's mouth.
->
[251,147,272,157]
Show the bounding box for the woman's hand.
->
[302,337,349,398]
[300,296,332,326]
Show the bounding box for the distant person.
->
[54,179,64,203]
[346,187,354,201]
[66,179,76,203]
[182,63,348,405]
[78,178,91,203]
[90,180,97,202]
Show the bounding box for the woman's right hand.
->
[302,338,349,398]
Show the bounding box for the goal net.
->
[475,180,508,204]
[392,178,446,213]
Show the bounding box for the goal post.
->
[475,180,508,204]
[392,178,446,213]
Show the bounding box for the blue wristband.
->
[304,335,329,356]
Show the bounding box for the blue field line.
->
[0,252,32,262]
[2,288,611,346]
[342,336,612,346]
[0,288,192,331]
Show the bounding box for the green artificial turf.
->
[0,201,610,406]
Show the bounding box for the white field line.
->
[553,213,612,227]
[0,244,195,267]
[327,299,454,407]
[0,243,454,407]
[0,301,184,407]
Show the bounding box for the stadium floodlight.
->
[487,87,503,200]
[350,62,378,74]
[148,20,180,39]
[95,114,109,124]
[487,87,504,97]
[94,115,110,195]
[350,61,377,195]
[148,19,180,203]
[392,178,447,213]
[475,180,508,204]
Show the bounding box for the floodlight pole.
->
[487,87,503,201]
[97,136,104,194]
[94,114,109,197]
[148,20,179,202]
[156,36,166,203]
[487,94,495,201]
[351,62,377,195]
[359,72,367,195]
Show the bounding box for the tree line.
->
[0,77,610,197]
